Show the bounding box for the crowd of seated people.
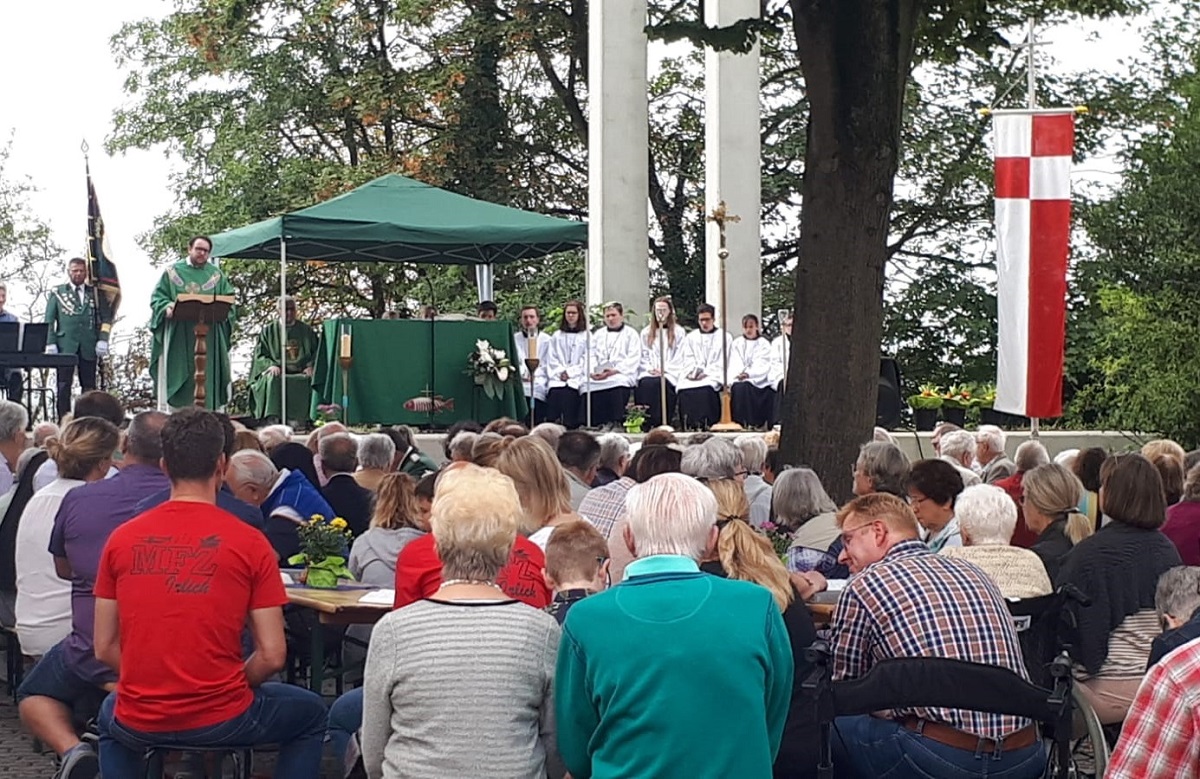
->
[4,393,1200,779]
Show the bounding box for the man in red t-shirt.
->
[94,409,327,779]
[393,531,552,609]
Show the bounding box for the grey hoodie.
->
[349,526,426,586]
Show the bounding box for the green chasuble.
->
[149,261,236,409]
[249,320,319,421]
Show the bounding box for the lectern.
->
[173,294,235,407]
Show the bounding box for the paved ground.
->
[0,689,53,778]
[0,664,345,778]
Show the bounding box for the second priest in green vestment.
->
[250,298,318,423]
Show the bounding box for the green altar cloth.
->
[311,319,528,426]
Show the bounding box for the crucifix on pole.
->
[708,201,743,432]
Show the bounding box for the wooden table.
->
[807,590,840,625]
[286,585,391,692]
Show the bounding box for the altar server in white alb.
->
[729,314,775,429]
[582,302,641,428]
[634,296,688,430]
[545,300,589,428]
[676,303,732,429]
[514,305,552,424]
[769,311,793,424]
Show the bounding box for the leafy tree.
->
[1069,4,1200,445]
[650,0,1140,496]
[0,140,61,321]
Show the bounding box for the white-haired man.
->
[976,425,1016,484]
[938,429,982,487]
[556,473,793,778]
[225,450,334,564]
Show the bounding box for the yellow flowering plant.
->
[287,514,354,588]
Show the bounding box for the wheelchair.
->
[804,639,1078,779]
[1007,586,1112,776]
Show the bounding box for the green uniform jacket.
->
[44,283,112,359]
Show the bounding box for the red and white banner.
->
[993,111,1074,418]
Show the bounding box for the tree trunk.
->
[780,0,918,501]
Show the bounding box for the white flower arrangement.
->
[467,339,515,399]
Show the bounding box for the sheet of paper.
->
[358,589,396,605]
[280,571,295,585]
[825,579,849,592]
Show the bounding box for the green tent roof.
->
[209,173,587,265]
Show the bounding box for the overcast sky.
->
[0,5,1146,354]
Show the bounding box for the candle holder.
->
[525,357,541,429]
[338,324,353,423]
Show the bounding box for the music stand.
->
[173,294,235,407]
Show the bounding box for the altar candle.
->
[528,331,538,360]
[340,330,352,358]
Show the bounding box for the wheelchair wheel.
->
[1069,685,1110,777]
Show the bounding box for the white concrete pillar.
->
[704,0,762,327]
[588,0,650,314]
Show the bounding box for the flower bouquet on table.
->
[759,520,793,561]
[466,339,516,400]
[287,514,354,589]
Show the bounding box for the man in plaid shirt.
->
[825,493,1045,778]
[1108,639,1200,778]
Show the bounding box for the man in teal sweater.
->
[556,472,793,779]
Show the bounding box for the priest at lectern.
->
[150,235,237,410]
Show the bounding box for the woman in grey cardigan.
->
[362,464,561,779]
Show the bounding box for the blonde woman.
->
[1023,463,1094,582]
[349,473,427,587]
[702,477,820,777]
[362,465,560,779]
[634,296,687,429]
[15,417,120,656]
[495,436,580,549]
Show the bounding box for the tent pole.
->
[584,252,592,429]
[279,239,287,426]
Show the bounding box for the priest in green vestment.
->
[149,235,237,409]
[249,296,318,423]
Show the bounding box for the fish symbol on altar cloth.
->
[404,395,456,413]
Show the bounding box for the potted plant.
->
[907,384,943,431]
[287,514,354,589]
[624,403,648,434]
[941,385,971,426]
[973,385,1004,426]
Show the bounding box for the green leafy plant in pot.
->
[907,384,943,431]
[288,514,354,589]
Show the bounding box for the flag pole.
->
[82,140,107,392]
[1025,17,1041,440]
[279,239,288,425]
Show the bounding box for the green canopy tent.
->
[208,173,587,420]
